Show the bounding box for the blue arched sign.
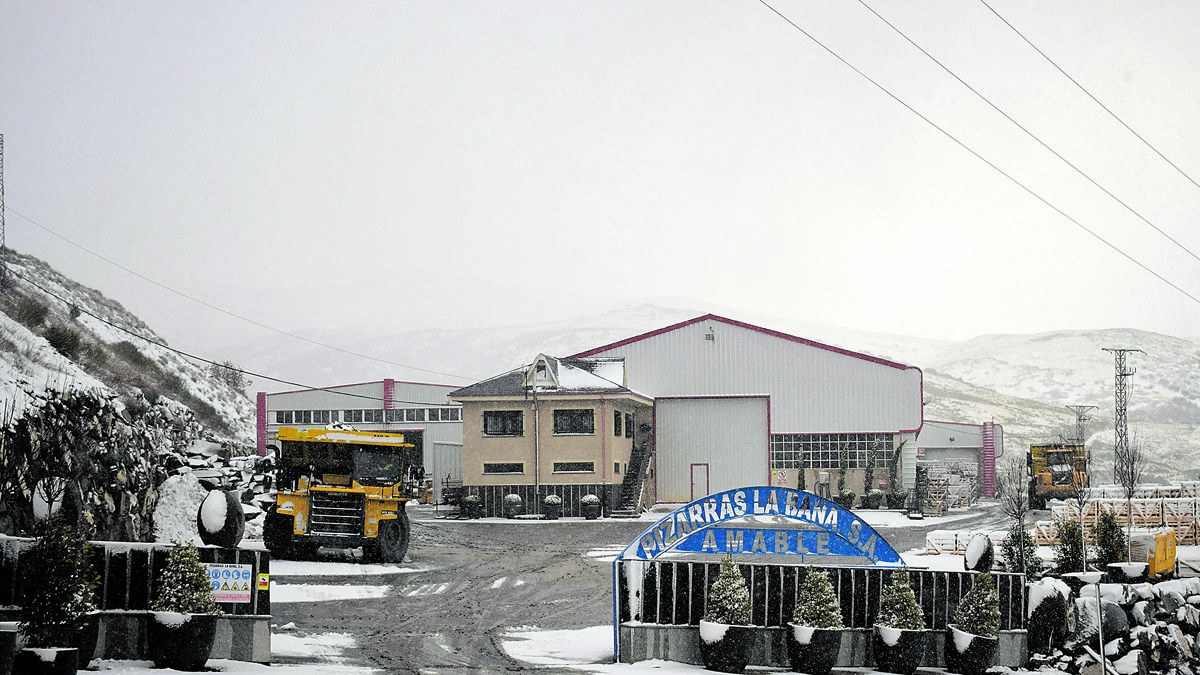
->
[616,486,904,565]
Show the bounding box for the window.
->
[313,410,331,424]
[405,408,425,422]
[769,433,895,470]
[275,411,291,424]
[553,461,594,473]
[426,407,460,422]
[344,409,363,423]
[553,409,594,435]
[483,410,523,436]
[300,410,312,424]
[614,462,621,475]
[625,413,634,438]
[483,462,524,474]
[614,411,622,437]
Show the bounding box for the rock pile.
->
[0,386,271,543]
[1027,574,1199,675]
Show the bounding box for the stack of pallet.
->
[1163,497,1197,545]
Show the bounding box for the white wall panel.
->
[656,397,769,502]
[587,319,922,434]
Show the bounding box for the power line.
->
[5,264,459,408]
[755,0,1200,309]
[857,0,1200,268]
[5,206,477,383]
[981,0,1200,196]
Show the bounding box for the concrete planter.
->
[872,626,925,675]
[944,624,997,675]
[698,621,753,674]
[13,647,78,675]
[148,612,217,671]
[786,624,842,675]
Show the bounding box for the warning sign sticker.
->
[206,563,253,603]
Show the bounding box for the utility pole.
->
[0,133,6,287]
[1065,405,1097,445]
[1103,348,1143,484]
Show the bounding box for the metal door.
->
[690,463,709,501]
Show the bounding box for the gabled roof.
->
[450,354,637,398]
[571,313,916,371]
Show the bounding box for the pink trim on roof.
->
[265,379,459,396]
[572,314,917,371]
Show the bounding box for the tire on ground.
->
[263,508,293,560]
[371,515,410,563]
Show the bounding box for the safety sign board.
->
[206,563,253,603]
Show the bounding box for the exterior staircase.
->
[609,440,653,518]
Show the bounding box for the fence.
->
[616,560,1025,632]
[0,537,269,615]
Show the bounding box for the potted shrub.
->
[699,556,754,673]
[872,569,927,675]
[834,489,856,510]
[944,572,1000,675]
[148,541,223,671]
[862,489,885,510]
[503,494,523,519]
[461,493,482,519]
[886,489,909,511]
[15,515,98,675]
[542,493,562,520]
[787,568,844,675]
[580,493,602,520]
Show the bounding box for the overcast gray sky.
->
[3,1,1200,356]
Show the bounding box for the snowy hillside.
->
[1,250,255,441]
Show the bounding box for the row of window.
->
[482,409,634,438]
[770,433,896,470]
[482,461,609,475]
[273,407,461,425]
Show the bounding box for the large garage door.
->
[655,397,769,503]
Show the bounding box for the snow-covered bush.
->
[792,569,843,628]
[504,494,522,505]
[542,494,562,506]
[152,541,221,615]
[876,569,925,630]
[705,556,752,626]
[18,515,98,648]
[951,572,1000,636]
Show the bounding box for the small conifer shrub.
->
[580,493,601,505]
[792,569,843,628]
[704,556,752,626]
[152,542,222,615]
[876,569,925,630]
[1052,518,1088,575]
[18,516,98,647]
[1000,523,1044,576]
[1092,511,1126,568]
[543,493,562,506]
[951,572,1000,636]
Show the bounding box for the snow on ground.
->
[270,560,430,577]
[269,583,391,603]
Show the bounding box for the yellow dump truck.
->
[1027,442,1089,510]
[264,427,416,562]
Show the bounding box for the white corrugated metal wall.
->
[655,397,769,502]
[584,319,922,433]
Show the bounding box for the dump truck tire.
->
[264,508,293,559]
[375,515,410,563]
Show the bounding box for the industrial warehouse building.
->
[254,315,1003,517]
[255,380,464,502]
[452,314,934,516]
